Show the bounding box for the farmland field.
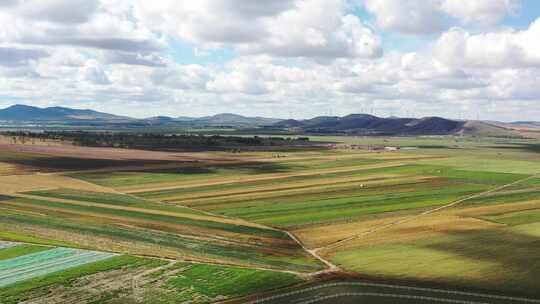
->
[0,246,117,288]
[134,263,303,304]
[0,193,322,272]
[1,136,540,302]
[0,242,304,304]
[0,243,50,261]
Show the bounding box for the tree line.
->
[1,131,310,150]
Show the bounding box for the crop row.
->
[14,195,288,240]
[0,213,323,272]
[0,247,116,287]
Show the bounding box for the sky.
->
[0,0,539,121]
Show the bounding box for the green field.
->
[0,255,165,304]
[485,209,540,226]
[132,161,533,227]
[0,242,302,304]
[70,157,347,188]
[138,263,303,304]
[0,231,81,248]
[16,194,286,239]
[0,244,50,261]
[0,195,322,272]
[331,224,540,297]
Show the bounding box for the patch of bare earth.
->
[0,175,115,194]
[0,143,239,162]
[21,261,177,304]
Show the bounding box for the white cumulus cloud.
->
[364,0,521,34]
[435,18,540,68]
[136,0,382,60]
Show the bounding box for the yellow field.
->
[0,174,115,194]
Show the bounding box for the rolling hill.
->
[273,115,466,135]
[271,115,540,138]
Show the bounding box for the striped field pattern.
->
[0,247,117,288]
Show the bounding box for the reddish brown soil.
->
[0,143,238,162]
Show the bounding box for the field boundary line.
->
[16,193,272,231]
[105,184,323,275]
[57,174,281,230]
[317,172,540,252]
[0,240,311,277]
[107,175,335,275]
[2,200,294,259]
[2,221,315,276]
[123,191,279,230]
[124,162,407,194]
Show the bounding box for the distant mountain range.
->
[0,105,280,128]
[0,104,129,122]
[142,113,281,127]
[272,114,540,137]
[0,104,538,138]
[158,113,281,127]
